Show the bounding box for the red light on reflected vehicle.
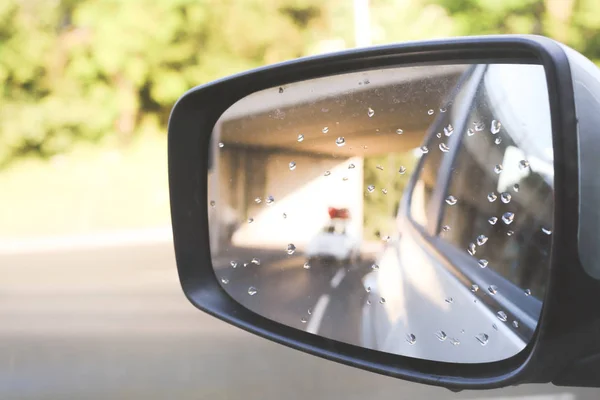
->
[328,207,350,219]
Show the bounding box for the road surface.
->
[1,238,598,399]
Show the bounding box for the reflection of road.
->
[216,243,524,364]
[215,248,373,346]
[1,240,598,399]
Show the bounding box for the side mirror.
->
[168,35,600,391]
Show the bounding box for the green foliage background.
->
[1,0,598,236]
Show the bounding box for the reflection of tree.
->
[363,152,417,240]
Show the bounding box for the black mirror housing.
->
[168,35,600,390]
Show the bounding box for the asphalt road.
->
[214,248,371,347]
[1,240,598,399]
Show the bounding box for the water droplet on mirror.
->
[445,297,453,304]
[381,188,388,195]
[248,287,258,296]
[497,311,507,322]
[495,137,502,145]
[396,128,404,135]
[283,213,287,219]
[301,317,307,324]
[379,297,386,304]
[491,120,502,134]
[321,108,329,113]
[513,183,520,192]
[500,192,511,204]
[247,218,254,224]
[478,259,488,269]
[467,243,476,256]
[366,286,371,293]
[427,109,434,115]
[366,299,371,305]
[265,195,275,205]
[524,289,532,296]
[471,284,479,292]
[542,227,552,235]
[251,258,260,265]
[307,308,312,315]
[440,107,447,113]
[488,285,498,295]
[406,333,416,345]
[507,230,514,236]
[439,143,450,153]
[502,212,514,225]
[436,132,442,138]
[367,185,375,193]
[487,192,498,202]
[324,171,331,176]
[475,333,489,346]
[512,320,519,328]
[445,195,457,205]
[367,107,375,117]
[444,124,454,137]
[221,277,229,284]
[371,263,379,271]
[278,87,284,93]
[461,329,465,334]
[382,235,391,242]
[442,225,451,232]
[488,216,498,225]
[210,201,216,207]
[376,165,384,171]
[348,163,355,169]
[303,262,311,269]
[254,197,262,204]
[322,126,329,134]
[420,145,429,154]
[494,164,504,174]
[476,235,488,246]
[473,121,485,131]
[243,262,249,268]
[398,166,407,174]
[335,137,346,147]
[289,161,296,170]
[519,160,530,170]
[492,324,498,331]
[435,330,447,341]
[286,244,296,255]
[297,134,304,142]
[342,177,348,181]
[450,338,460,346]
[467,128,475,136]
[230,261,238,268]
[218,142,225,148]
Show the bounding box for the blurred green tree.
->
[363,152,417,240]
[0,0,348,167]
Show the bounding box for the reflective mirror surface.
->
[208,63,553,363]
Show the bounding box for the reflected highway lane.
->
[214,249,373,346]
[1,240,598,399]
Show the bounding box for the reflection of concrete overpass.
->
[208,65,467,254]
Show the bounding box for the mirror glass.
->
[208,63,553,363]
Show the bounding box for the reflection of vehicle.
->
[305,207,360,265]
[361,64,553,363]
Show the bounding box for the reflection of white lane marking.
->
[306,294,330,334]
[330,268,346,289]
